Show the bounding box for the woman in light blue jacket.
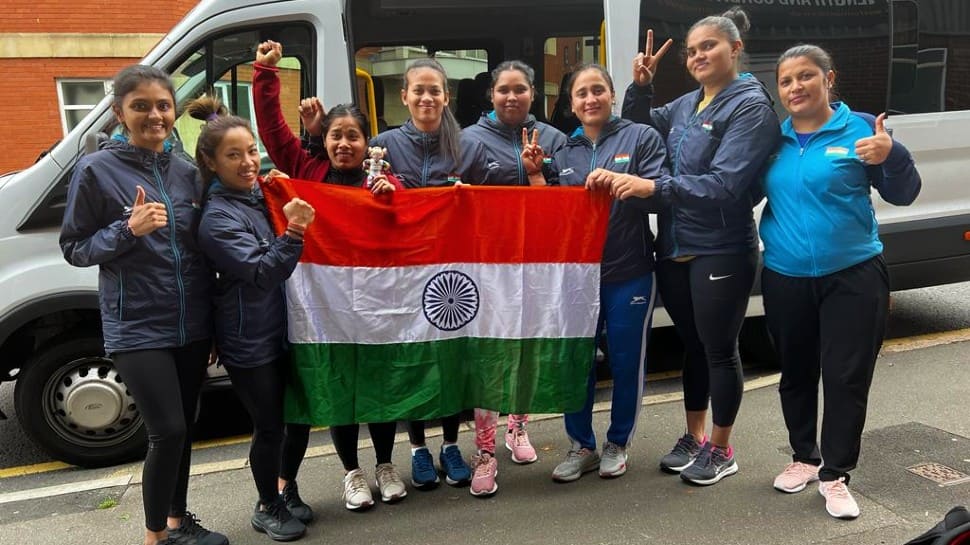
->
[761,44,920,521]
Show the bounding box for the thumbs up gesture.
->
[854,113,892,165]
[127,185,168,237]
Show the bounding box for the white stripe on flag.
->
[285,262,601,344]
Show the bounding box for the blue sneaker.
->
[439,444,471,486]
[410,447,440,490]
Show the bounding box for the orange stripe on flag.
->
[260,179,612,267]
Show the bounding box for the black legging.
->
[225,359,310,505]
[655,251,757,428]
[113,340,210,532]
[331,422,397,471]
[407,414,461,446]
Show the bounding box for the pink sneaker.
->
[773,462,820,493]
[469,452,498,497]
[818,477,860,519]
[505,425,538,464]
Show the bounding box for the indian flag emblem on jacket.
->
[614,153,630,164]
[261,180,612,426]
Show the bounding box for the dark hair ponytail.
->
[402,58,461,166]
[185,95,254,183]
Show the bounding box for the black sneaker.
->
[252,498,307,542]
[167,511,229,545]
[680,443,739,486]
[281,481,314,524]
[660,432,705,473]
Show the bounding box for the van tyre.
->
[14,333,146,468]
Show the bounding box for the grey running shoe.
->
[680,443,739,486]
[660,432,705,474]
[251,498,306,542]
[599,441,628,478]
[551,447,600,482]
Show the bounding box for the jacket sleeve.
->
[198,206,303,291]
[59,163,138,267]
[253,63,327,180]
[867,139,922,206]
[654,102,780,209]
[624,126,668,212]
[621,83,671,136]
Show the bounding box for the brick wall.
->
[1,0,197,33]
[0,0,198,172]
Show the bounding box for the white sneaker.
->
[818,477,860,519]
[599,441,628,478]
[375,463,407,503]
[342,468,374,511]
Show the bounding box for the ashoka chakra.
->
[422,270,480,331]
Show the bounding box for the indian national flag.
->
[260,179,611,426]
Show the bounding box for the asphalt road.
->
[1,281,968,470]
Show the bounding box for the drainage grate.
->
[906,462,970,486]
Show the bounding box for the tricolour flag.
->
[260,180,611,426]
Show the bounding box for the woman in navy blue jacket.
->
[59,66,225,545]
[192,96,314,542]
[762,44,920,520]
[617,8,780,486]
[533,63,668,484]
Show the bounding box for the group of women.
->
[58,6,921,545]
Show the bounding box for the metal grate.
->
[906,462,970,486]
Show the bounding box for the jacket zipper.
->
[237,287,245,336]
[421,133,430,186]
[512,130,524,186]
[669,111,700,258]
[152,157,187,346]
[118,271,124,320]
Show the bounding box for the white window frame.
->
[56,79,112,135]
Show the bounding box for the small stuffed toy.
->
[363,146,390,188]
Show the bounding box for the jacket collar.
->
[480,111,538,134]
[780,101,850,142]
[568,115,627,145]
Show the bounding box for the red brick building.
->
[0,1,198,173]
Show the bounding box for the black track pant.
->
[407,414,461,446]
[762,255,889,483]
[331,422,398,471]
[656,251,757,428]
[113,340,210,532]
[226,360,311,505]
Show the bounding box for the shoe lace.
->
[825,478,852,499]
[441,447,463,469]
[281,481,302,504]
[266,499,292,523]
[692,445,714,468]
[376,464,399,487]
[347,471,369,495]
[671,434,698,456]
[413,450,435,474]
[511,427,530,447]
[566,447,589,461]
[602,442,621,458]
[473,453,493,477]
[176,512,209,537]
[782,462,812,478]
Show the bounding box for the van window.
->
[638,0,892,119]
[889,0,969,114]
[170,25,313,171]
[355,47,489,131]
[543,35,600,134]
[17,25,314,232]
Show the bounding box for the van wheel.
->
[14,333,146,468]
[739,317,779,368]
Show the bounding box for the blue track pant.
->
[564,273,656,450]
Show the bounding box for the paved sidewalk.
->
[1,340,967,545]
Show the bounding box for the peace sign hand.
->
[520,128,544,174]
[633,29,673,87]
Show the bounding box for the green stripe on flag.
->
[283,337,596,425]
